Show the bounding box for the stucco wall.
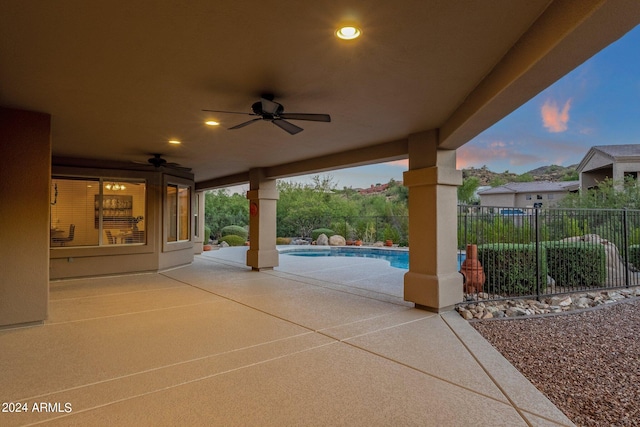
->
[479,193,514,207]
[49,168,195,279]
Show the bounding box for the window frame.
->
[163,175,194,252]
[50,175,147,249]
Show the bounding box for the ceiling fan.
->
[134,154,192,171]
[203,95,331,135]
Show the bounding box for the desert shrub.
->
[382,223,401,242]
[312,228,334,241]
[543,242,606,288]
[330,221,354,240]
[477,243,547,296]
[276,237,292,245]
[221,225,248,240]
[219,234,246,246]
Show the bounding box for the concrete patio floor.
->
[1,247,574,426]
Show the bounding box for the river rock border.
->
[457,286,640,320]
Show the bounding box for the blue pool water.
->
[281,247,465,270]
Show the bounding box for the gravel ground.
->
[472,298,640,427]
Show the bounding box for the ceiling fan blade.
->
[272,119,303,135]
[202,109,254,116]
[260,98,281,115]
[229,118,262,130]
[279,113,331,122]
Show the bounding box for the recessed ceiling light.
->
[336,26,361,40]
[205,120,220,126]
[168,140,181,145]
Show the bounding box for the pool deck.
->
[0,246,574,426]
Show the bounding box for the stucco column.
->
[0,108,51,327]
[246,168,279,271]
[403,130,463,312]
[193,190,206,254]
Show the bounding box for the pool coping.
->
[277,244,409,254]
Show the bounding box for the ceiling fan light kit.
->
[203,96,331,135]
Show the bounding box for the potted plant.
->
[203,225,212,250]
[383,224,400,247]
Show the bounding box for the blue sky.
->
[261,25,640,191]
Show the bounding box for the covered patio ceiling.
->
[1,1,639,187]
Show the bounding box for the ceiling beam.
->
[195,138,408,190]
[264,139,408,180]
[195,172,250,191]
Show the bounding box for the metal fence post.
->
[623,208,629,288]
[535,207,541,300]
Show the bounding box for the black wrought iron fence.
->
[458,205,640,301]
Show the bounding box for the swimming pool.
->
[281,247,465,270]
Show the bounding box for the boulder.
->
[316,233,329,246]
[329,235,346,246]
[562,234,636,286]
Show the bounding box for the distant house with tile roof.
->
[478,181,579,208]
[577,144,640,190]
[357,183,390,195]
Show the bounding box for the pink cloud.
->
[386,159,409,168]
[457,141,510,169]
[457,141,542,169]
[541,99,571,132]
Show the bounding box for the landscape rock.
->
[458,285,640,320]
[291,239,310,245]
[561,234,636,286]
[329,235,346,246]
[316,234,329,246]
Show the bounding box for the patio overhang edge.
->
[438,0,640,150]
[195,138,408,191]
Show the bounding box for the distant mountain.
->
[462,164,578,186]
[524,164,579,181]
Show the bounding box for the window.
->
[167,184,190,242]
[101,180,146,245]
[525,194,532,200]
[548,194,555,200]
[194,192,200,239]
[536,194,543,200]
[51,177,146,247]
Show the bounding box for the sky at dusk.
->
[241,25,640,192]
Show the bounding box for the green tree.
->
[457,176,480,204]
[205,175,409,242]
[562,170,579,181]
[558,177,640,209]
[515,173,534,182]
[276,176,359,238]
[489,176,507,188]
[204,189,248,238]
